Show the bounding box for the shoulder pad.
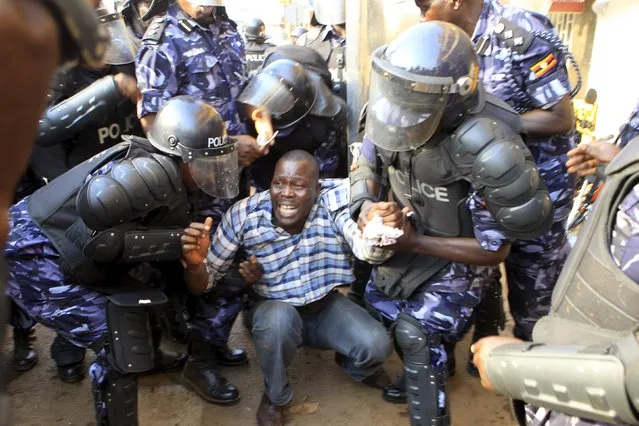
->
[76,155,184,231]
[142,18,169,44]
[493,17,534,54]
[453,117,553,239]
[481,93,524,135]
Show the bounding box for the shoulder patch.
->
[493,17,534,54]
[529,52,558,78]
[142,18,168,44]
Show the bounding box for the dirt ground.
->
[4,309,516,426]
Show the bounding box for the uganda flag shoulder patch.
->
[530,53,558,79]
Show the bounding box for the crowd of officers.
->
[3,1,639,426]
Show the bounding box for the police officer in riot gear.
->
[6,96,243,425]
[119,0,168,38]
[9,6,141,385]
[471,136,639,426]
[350,22,553,426]
[296,0,347,100]
[237,45,348,191]
[244,17,275,76]
[1,0,108,422]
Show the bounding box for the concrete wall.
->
[587,0,639,137]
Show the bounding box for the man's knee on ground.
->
[252,301,302,340]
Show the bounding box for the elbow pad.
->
[452,117,553,239]
[36,76,124,146]
[485,333,639,425]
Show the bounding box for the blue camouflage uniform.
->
[362,138,510,410]
[524,184,639,426]
[135,3,248,346]
[618,99,639,148]
[136,3,247,135]
[472,0,577,340]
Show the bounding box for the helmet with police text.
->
[96,7,139,65]
[44,0,110,69]
[313,0,345,26]
[147,96,240,199]
[245,18,269,41]
[237,59,316,132]
[365,21,481,152]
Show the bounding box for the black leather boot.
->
[214,345,248,367]
[12,327,38,372]
[181,335,240,405]
[51,334,85,383]
[383,372,406,404]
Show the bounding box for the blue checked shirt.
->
[203,179,393,305]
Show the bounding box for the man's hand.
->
[181,217,213,270]
[387,208,416,251]
[239,255,264,284]
[566,141,622,177]
[357,201,404,232]
[470,336,524,392]
[236,134,270,166]
[113,73,140,103]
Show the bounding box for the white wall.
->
[588,0,639,137]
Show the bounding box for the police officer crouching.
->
[350,22,553,425]
[244,17,275,77]
[5,97,242,425]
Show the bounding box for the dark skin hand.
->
[521,95,575,138]
[181,217,213,294]
[238,255,264,284]
[113,73,140,104]
[0,0,61,245]
[566,140,621,177]
[360,200,510,266]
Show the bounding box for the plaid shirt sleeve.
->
[323,179,394,264]
[203,196,253,291]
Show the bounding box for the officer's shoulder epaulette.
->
[492,17,534,54]
[142,17,169,44]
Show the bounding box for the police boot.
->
[383,372,406,404]
[467,279,504,377]
[92,368,137,426]
[395,314,450,426]
[181,335,240,405]
[12,327,38,372]
[443,340,456,378]
[51,334,85,383]
[214,345,248,367]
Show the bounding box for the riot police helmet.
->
[237,59,316,132]
[313,0,345,26]
[119,0,169,30]
[96,7,139,66]
[45,0,110,69]
[365,21,481,152]
[245,18,269,41]
[147,96,240,198]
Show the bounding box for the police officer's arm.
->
[472,335,639,426]
[135,38,180,132]
[36,74,138,146]
[521,95,575,137]
[518,32,575,138]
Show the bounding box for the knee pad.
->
[394,314,450,426]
